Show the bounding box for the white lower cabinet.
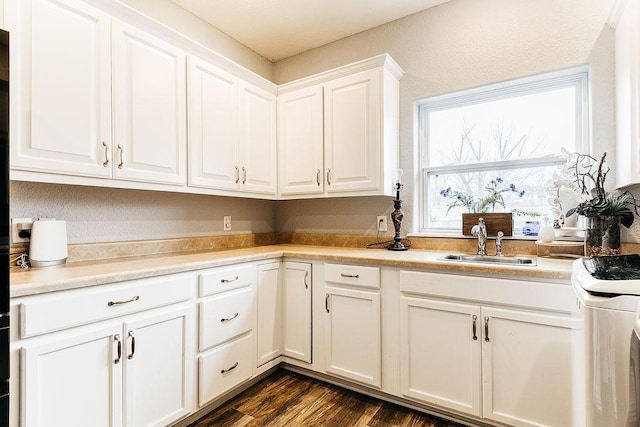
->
[400,297,481,417]
[21,304,193,427]
[256,261,313,367]
[12,256,580,427]
[198,333,253,407]
[196,262,258,408]
[282,262,312,363]
[480,307,574,427]
[399,270,576,427]
[256,262,282,366]
[324,285,381,387]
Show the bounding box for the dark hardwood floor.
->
[189,369,465,426]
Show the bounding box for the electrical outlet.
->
[12,218,33,243]
[223,216,232,231]
[377,216,388,232]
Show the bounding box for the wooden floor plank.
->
[189,370,465,427]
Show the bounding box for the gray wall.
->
[10,182,276,244]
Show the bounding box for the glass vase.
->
[586,216,621,257]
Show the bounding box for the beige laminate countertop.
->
[9,244,576,298]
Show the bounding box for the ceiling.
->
[170,0,450,62]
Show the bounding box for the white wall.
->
[8,0,632,244]
[116,0,273,80]
[273,0,619,236]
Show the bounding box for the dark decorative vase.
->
[586,216,621,256]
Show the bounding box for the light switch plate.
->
[223,216,232,231]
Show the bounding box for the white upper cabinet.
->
[324,69,380,194]
[187,56,276,196]
[7,0,187,186]
[239,82,277,195]
[613,0,640,187]
[277,85,324,196]
[7,0,112,178]
[277,55,403,199]
[7,0,397,200]
[187,57,239,191]
[112,19,187,186]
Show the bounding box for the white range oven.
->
[572,255,640,427]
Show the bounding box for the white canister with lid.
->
[538,217,556,243]
[29,218,68,267]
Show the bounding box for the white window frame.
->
[415,66,590,235]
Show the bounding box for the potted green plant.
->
[564,151,640,256]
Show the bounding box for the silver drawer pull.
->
[304,270,309,289]
[221,276,239,283]
[108,295,140,306]
[340,273,360,279]
[221,362,239,374]
[221,313,239,323]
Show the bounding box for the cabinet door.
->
[324,286,381,387]
[123,305,193,427]
[400,296,482,417]
[112,19,186,185]
[277,86,324,196]
[187,56,240,190]
[615,0,640,187]
[256,262,281,366]
[7,0,112,177]
[21,323,122,427]
[481,307,574,427]
[282,262,312,363]
[239,82,277,195]
[323,69,381,194]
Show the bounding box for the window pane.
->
[426,87,577,167]
[417,68,588,235]
[426,165,558,232]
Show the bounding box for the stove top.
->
[573,254,640,296]
[583,254,640,280]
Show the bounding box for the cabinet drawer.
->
[199,264,256,297]
[324,263,379,289]
[199,286,255,351]
[399,270,575,313]
[20,274,193,338]
[198,333,253,407]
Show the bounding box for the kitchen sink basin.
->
[439,254,537,266]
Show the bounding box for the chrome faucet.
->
[495,231,504,256]
[471,217,488,256]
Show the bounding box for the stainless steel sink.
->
[439,254,537,266]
